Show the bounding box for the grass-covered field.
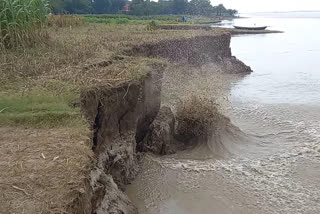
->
[83,14,181,24]
[83,14,221,25]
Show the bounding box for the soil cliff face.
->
[131,33,251,73]
[78,33,251,214]
[131,34,232,64]
[80,68,163,213]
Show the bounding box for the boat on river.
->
[233,25,268,30]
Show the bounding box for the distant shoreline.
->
[240,10,320,14]
[237,11,320,19]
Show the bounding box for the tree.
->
[130,1,159,16]
[109,0,126,13]
[92,0,125,14]
[172,0,188,14]
[157,0,174,14]
[92,0,111,14]
[48,0,238,16]
[227,9,238,16]
[48,0,68,13]
[215,4,226,16]
[49,0,92,14]
[187,0,212,16]
[65,0,92,14]
[132,0,144,4]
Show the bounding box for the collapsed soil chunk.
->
[175,95,223,142]
[138,106,180,155]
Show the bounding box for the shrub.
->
[176,95,221,140]
[146,20,158,31]
[0,0,49,49]
[116,18,129,24]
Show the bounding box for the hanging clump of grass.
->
[0,0,49,49]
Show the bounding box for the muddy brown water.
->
[126,12,320,214]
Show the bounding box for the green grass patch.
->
[82,14,221,25]
[83,14,184,25]
[0,92,84,128]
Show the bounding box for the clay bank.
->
[78,33,251,213]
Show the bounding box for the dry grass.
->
[0,23,227,123]
[0,127,93,214]
[0,23,227,88]
[1,24,224,94]
[47,15,87,28]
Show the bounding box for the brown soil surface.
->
[0,127,93,213]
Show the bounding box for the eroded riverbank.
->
[1,24,247,213]
[81,32,252,213]
[125,14,320,214]
[125,66,263,214]
[125,60,320,214]
[0,20,290,213]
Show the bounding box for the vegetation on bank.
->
[0,17,230,129]
[0,0,48,48]
[0,0,237,48]
[48,0,237,17]
[0,92,81,128]
[83,14,221,25]
[84,14,181,24]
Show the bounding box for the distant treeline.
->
[49,0,238,17]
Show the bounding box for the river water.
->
[127,12,320,214]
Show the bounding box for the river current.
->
[126,12,320,214]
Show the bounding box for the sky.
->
[213,0,320,13]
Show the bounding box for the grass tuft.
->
[0,0,49,49]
